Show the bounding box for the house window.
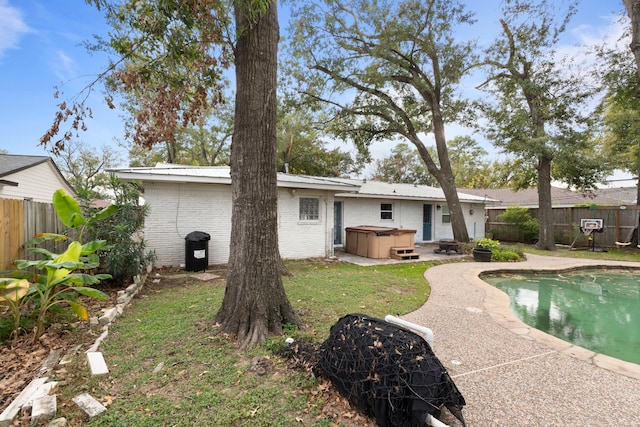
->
[442,206,451,224]
[380,203,393,220]
[299,197,319,221]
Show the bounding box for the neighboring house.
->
[459,186,623,210]
[0,154,76,203]
[594,187,637,206]
[111,164,490,267]
[0,154,77,270]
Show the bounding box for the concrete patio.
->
[336,248,640,426]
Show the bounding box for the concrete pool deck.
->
[338,249,640,426]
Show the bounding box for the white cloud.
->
[0,0,30,59]
[52,50,77,80]
[570,13,627,49]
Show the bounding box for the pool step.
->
[390,247,420,260]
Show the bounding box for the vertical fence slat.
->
[0,198,25,270]
[0,198,73,270]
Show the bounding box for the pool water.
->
[483,269,640,365]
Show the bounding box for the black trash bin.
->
[185,231,210,272]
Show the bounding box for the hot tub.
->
[345,226,416,259]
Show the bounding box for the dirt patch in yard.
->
[0,287,120,417]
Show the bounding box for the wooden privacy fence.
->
[485,206,640,248]
[0,198,74,271]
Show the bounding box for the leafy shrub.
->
[498,206,539,243]
[83,177,155,284]
[475,238,500,251]
[511,244,525,258]
[491,249,521,262]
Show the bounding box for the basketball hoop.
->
[580,218,603,234]
[579,218,604,251]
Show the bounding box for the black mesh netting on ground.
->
[315,314,466,427]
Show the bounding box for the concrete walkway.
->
[334,243,466,266]
[399,254,640,426]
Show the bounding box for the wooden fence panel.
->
[0,198,76,271]
[0,198,25,270]
[486,205,640,248]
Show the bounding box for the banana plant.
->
[15,240,111,343]
[52,188,119,241]
[0,278,30,346]
[0,189,117,343]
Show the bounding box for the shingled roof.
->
[458,186,623,208]
[0,154,49,178]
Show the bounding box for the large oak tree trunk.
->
[624,0,640,77]
[432,112,469,243]
[536,154,556,250]
[215,1,300,349]
[414,106,470,243]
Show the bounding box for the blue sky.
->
[0,0,629,180]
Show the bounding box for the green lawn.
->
[55,247,640,425]
[58,259,436,426]
[521,244,640,262]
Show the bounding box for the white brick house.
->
[111,165,359,267]
[111,164,489,267]
[332,179,489,245]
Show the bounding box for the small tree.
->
[56,140,122,201]
[370,143,436,186]
[277,102,359,177]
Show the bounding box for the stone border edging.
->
[0,270,149,426]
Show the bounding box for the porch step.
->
[390,247,420,260]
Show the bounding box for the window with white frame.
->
[442,206,451,224]
[380,203,393,220]
[299,197,319,221]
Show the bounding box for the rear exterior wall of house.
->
[142,182,335,267]
[336,198,484,243]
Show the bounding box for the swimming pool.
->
[482,269,640,365]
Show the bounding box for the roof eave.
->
[112,170,359,191]
[113,171,232,185]
[277,182,360,191]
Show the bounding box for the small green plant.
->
[491,249,521,262]
[475,238,500,251]
[16,240,110,343]
[0,278,30,345]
